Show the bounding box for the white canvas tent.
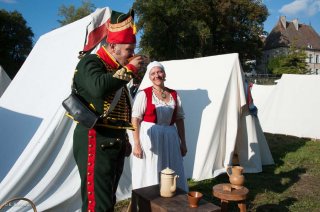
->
[0,7,273,211]
[136,55,274,180]
[251,74,320,139]
[0,65,11,97]
[250,84,275,110]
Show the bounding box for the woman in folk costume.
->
[131,61,188,191]
[72,9,144,212]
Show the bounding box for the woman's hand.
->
[133,142,144,159]
[132,117,143,158]
[180,143,187,157]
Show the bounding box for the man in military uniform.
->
[72,9,143,212]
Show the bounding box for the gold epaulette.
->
[113,67,133,81]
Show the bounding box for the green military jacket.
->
[73,53,134,129]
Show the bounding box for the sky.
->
[0,0,320,44]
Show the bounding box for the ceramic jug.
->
[226,166,245,189]
[160,167,179,197]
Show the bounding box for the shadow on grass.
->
[255,197,298,212]
[189,133,309,211]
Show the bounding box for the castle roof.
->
[264,16,320,50]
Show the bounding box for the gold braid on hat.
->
[108,16,135,33]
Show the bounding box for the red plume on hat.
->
[106,9,136,44]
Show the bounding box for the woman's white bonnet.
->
[147,61,165,73]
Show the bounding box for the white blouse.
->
[132,90,185,123]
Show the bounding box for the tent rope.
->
[0,197,37,212]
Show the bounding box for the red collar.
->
[96,46,120,69]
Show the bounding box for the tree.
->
[267,45,308,75]
[58,0,95,26]
[0,9,34,79]
[133,0,268,63]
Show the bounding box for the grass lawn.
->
[116,133,320,211]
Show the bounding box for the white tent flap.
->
[252,74,320,139]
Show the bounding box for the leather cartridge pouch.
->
[62,93,99,129]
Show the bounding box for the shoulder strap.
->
[100,87,123,118]
[72,77,123,118]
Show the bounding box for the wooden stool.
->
[212,183,249,212]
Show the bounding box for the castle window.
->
[316,55,319,64]
[309,54,313,63]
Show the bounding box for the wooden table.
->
[131,184,221,212]
[212,183,249,212]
